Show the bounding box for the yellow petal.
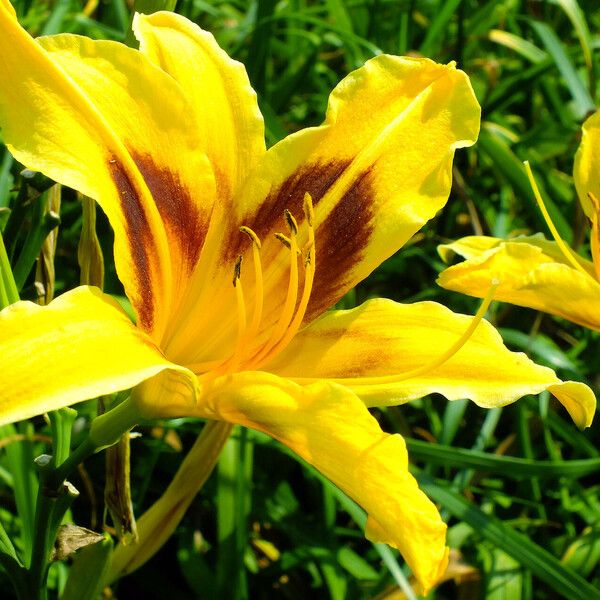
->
[200,372,448,593]
[133,11,265,201]
[237,56,480,322]
[0,7,216,340]
[439,233,596,274]
[574,108,600,218]
[438,234,510,262]
[438,238,600,332]
[266,298,596,428]
[167,56,480,363]
[0,286,190,426]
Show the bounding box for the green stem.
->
[23,397,141,599]
[0,229,19,306]
[13,208,60,292]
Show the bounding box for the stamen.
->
[284,209,298,235]
[196,228,265,378]
[327,280,499,386]
[303,191,314,227]
[262,193,316,361]
[240,225,262,249]
[587,192,600,281]
[232,255,247,369]
[248,210,301,368]
[524,161,595,281]
[274,233,292,249]
[275,233,302,255]
[232,255,243,287]
[240,225,264,339]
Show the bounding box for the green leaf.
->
[0,423,38,563]
[561,527,600,578]
[216,427,253,600]
[480,546,523,600]
[419,475,600,600]
[419,0,463,57]
[552,0,594,71]
[407,438,600,479]
[337,546,379,581]
[488,29,547,63]
[61,536,113,600]
[500,328,580,373]
[478,125,572,241]
[529,20,594,119]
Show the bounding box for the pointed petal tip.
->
[548,381,596,430]
[355,433,449,593]
[366,513,449,594]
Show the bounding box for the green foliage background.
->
[1,0,600,598]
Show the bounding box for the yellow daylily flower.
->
[0,4,595,591]
[439,109,600,339]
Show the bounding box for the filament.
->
[247,214,300,368]
[261,194,316,362]
[240,226,264,336]
[323,280,499,386]
[524,161,595,281]
[587,192,600,281]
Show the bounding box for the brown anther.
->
[274,233,291,249]
[275,233,302,255]
[232,255,243,287]
[284,209,298,235]
[302,241,314,266]
[240,225,262,249]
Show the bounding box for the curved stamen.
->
[247,211,300,368]
[525,162,596,282]
[259,193,316,364]
[195,255,247,380]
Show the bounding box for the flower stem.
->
[22,396,142,599]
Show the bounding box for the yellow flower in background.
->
[438,109,600,335]
[0,2,595,591]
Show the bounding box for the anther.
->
[274,232,291,249]
[275,233,303,256]
[303,192,314,227]
[284,209,298,235]
[232,255,243,287]
[240,225,262,249]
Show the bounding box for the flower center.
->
[197,193,316,380]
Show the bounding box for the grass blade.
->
[419,475,600,600]
[406,438,600,479]
[529,20,594,119]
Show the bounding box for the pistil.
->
[586,192,600,281]
[525,161,596,282]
